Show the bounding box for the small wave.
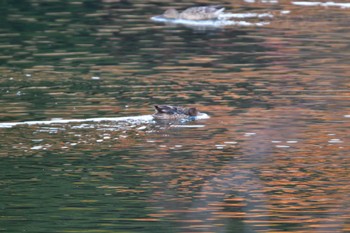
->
[292,1,350,8]
[196,112,210,120]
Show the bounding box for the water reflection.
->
[1,0,350,232]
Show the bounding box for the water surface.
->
[1,1,350,232]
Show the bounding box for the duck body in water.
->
[163,6,225,20]
[153,105,199,120]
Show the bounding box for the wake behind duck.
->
[0,105,209,129]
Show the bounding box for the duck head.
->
[186,107,198,116]
[163,8,180,19]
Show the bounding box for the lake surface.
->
[1,1,350,232]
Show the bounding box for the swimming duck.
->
[153,105,198,120]
[163,6,225,20]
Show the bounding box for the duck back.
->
[179,6,225,20]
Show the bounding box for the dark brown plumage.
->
[153,105,198,120]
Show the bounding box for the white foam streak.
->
[170,125,205,128]
[219,12,274,19]
[0,113,210,129]
[0,115,154,129]
[150,16,270,27]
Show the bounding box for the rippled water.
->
[1,1,350,232]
